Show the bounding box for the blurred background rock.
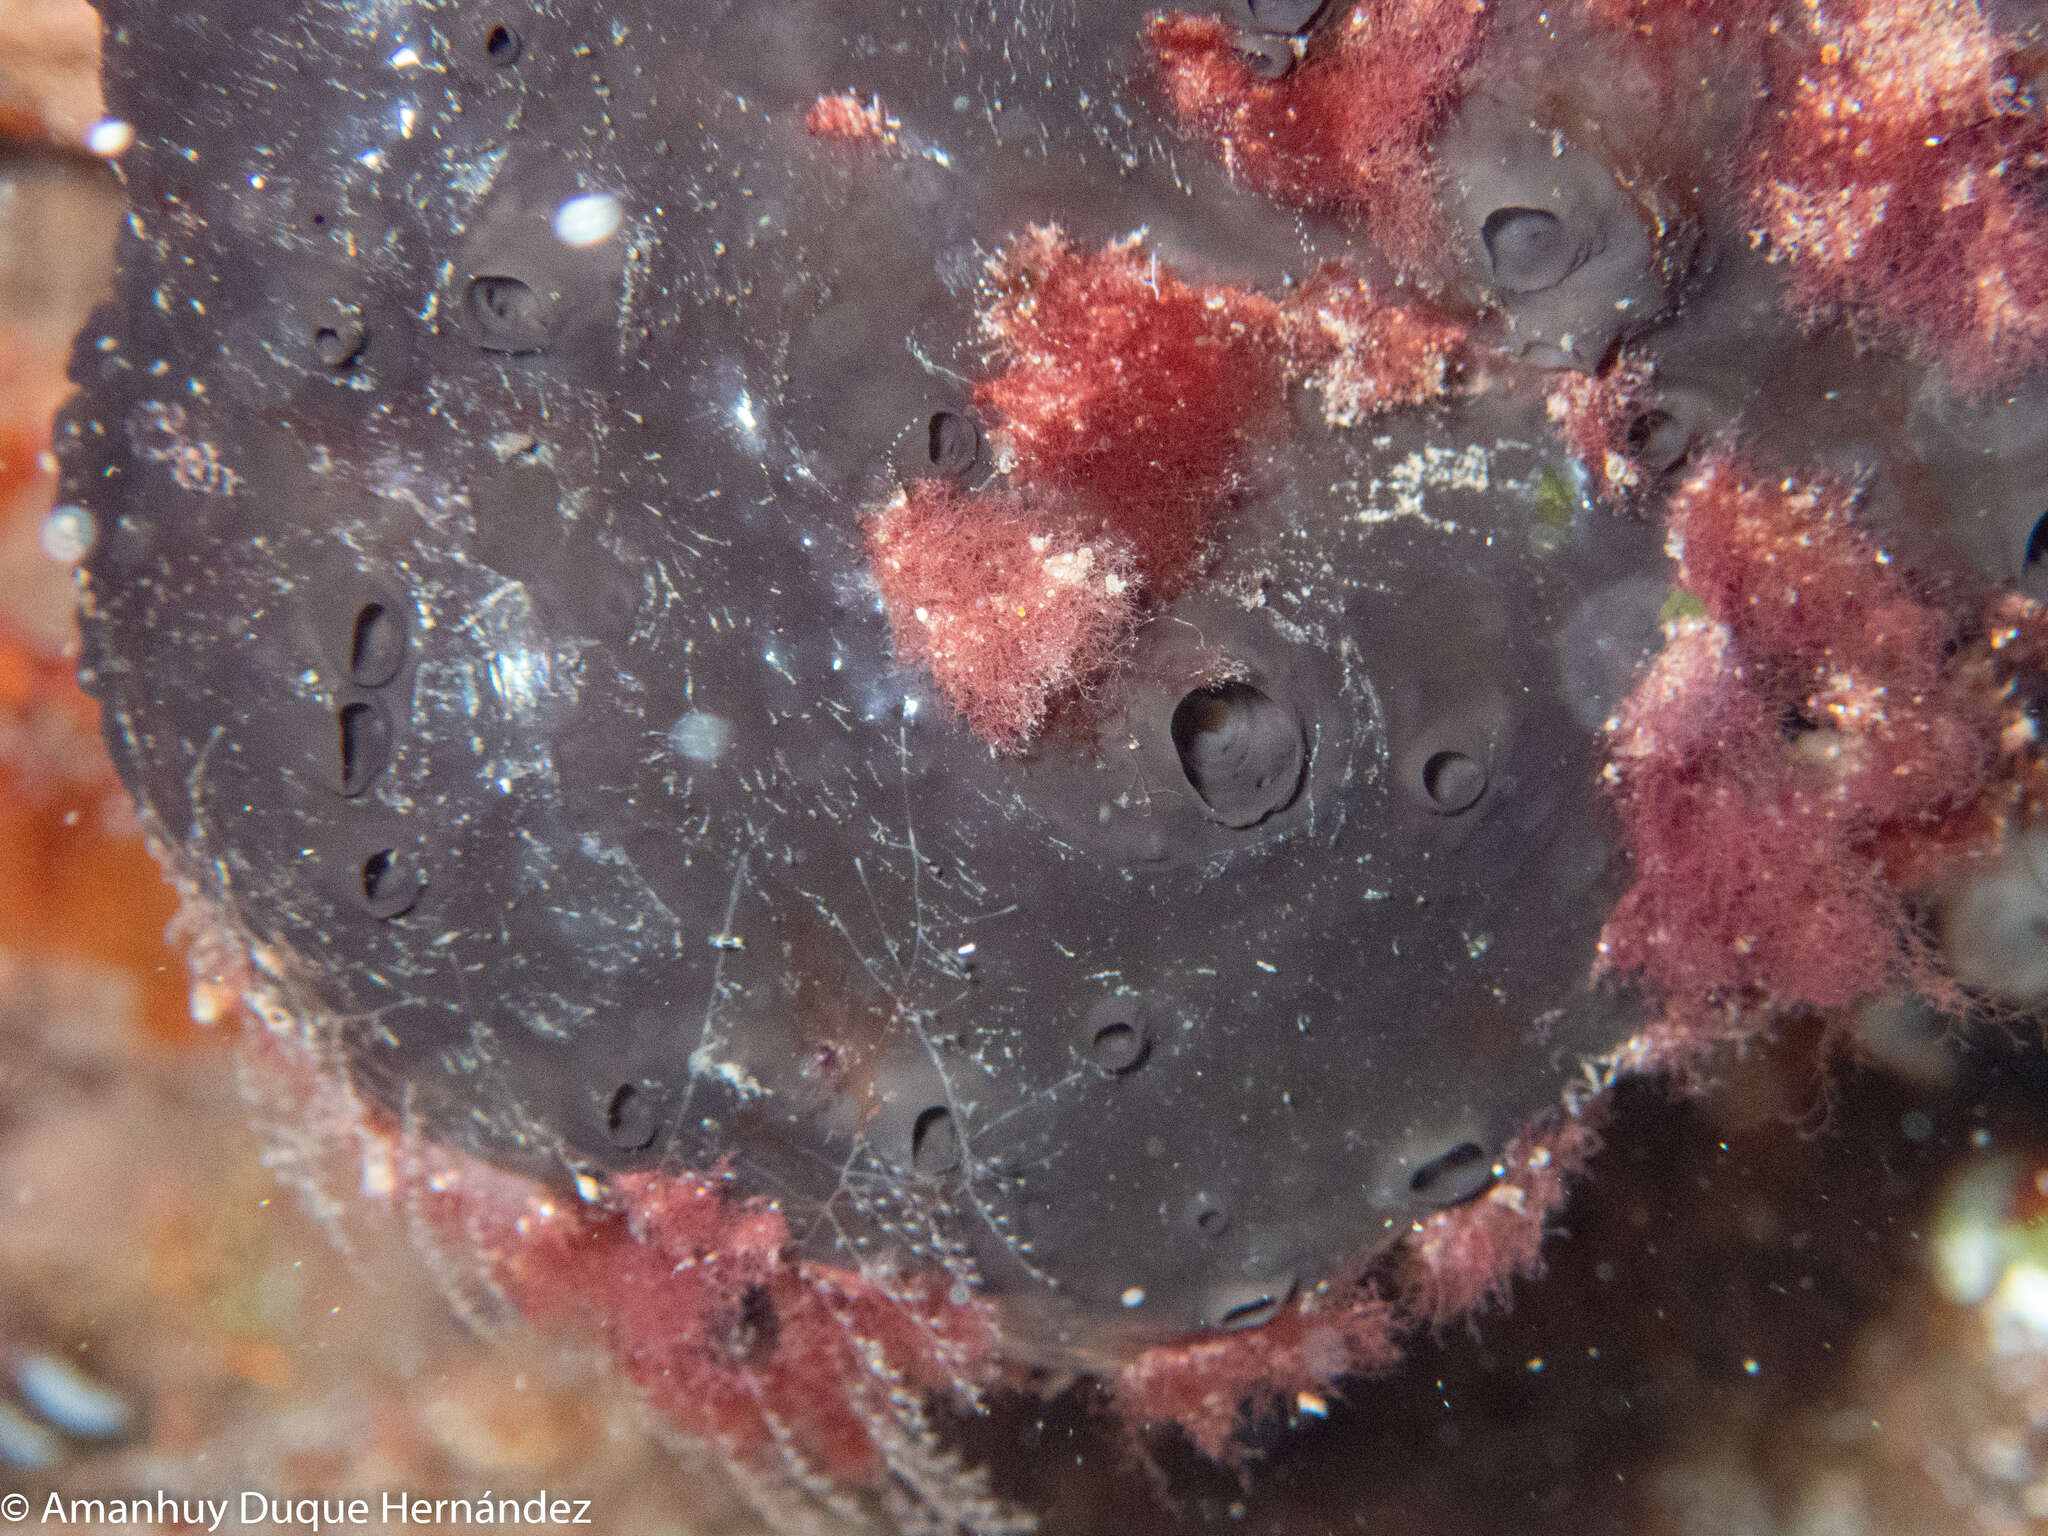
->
[0,0,97,146]
[4,5,2048,1534]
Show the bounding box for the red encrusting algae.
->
[1750,0,2048,387]
[1599,452,2002,1015]
[1146,3,1486,270]
[865,229,1464,750]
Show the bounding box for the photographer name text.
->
[8,1491,595,1530]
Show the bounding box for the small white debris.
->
[1121,1287,1146,1308]
[1041,544,1097,586]
[1354,443,1489,529]
[669,710,731,762]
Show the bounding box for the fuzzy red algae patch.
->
[1116,1285,1404,1463]
[1146,2,1486,270]
[1544,352,1658,506]
[231,1017,1005,1509]
[1116,1112,1601,1462]
[972,231,1463,576]
[1752,0,2048,387]
[403,1146,1003,1496]
[974,227,1289,592]
[229,1026,1000,1503]
[866,229,1465,749]
[1600,453,2000,1014]
[805,91,896,145]
[1600,618,1898,1009]
[1398,1111,1605,1330]
[1281,267,1467,426]
[1666,458,1988,826]
[863,482,1138,749]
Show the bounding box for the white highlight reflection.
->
[553,192,623,247]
